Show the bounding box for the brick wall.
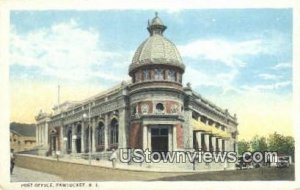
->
[176,123,183,149]
[129,122,142,148]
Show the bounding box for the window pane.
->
[144,69,150,80]
[151,128,159,135]
[155,69,163,80]
[160,128,168,136]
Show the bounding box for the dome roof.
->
[129,13,185,75]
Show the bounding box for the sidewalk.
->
[39,154,232,173]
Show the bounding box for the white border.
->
[0,0,299,190]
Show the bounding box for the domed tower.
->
[129,12,185,88]
[128,13,185,153]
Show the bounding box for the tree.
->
[250,135,268,152]
[268,132,294,161]
[238,140,250,155]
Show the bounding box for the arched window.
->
[177,73,182,83]
[135,72,141,82]
[143,69,150,81]
[96,122,105,151]
[110,118,119,148]
[154,69,164,80]
[167,70,176,81]
[77,125,81,134]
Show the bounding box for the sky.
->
[9,9,292,140]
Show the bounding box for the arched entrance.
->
[110,118,118,149]
[96,122,105,152]
[76,124,82,153]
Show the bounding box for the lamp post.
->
[83,102,92,165]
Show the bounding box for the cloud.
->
[258,73,281,80]
[178,37,283,67]
[272,62,292,70]
[183,65,239,94]
[242,80,291,91]
[178,38,280,68]
[165,8,182,14]
[10,19,131,82]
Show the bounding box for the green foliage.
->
[250,135,268,152]
[268,132,294,157]
[237,133,294,160]
[237,140,250,154]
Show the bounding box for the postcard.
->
[0,1,299,190]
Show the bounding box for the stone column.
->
[92,119,96,153]
[222,139,225,152]
[45,126,47,146]
[172,125,177,151]
[118,108,127,148]
[104,114,109,151]
[39,126,41,145]
[224,139,231,152]
[37,126,40,145]
[204,134,210,151]
[71,124,77,154]
[183,110,193,149]
[211,136,216,152]
[218,138,223,152]
[37,126,40,146]
[143,125,147,150]
[45,123,49,149]
[147,126,151,150]
[43,127,45,145]
[81,121,85,153]
[42,127,45,145]
[168,126,173,151]
[196,131,202,151]
[60,126,64,153]
[40,126,43,145]
[36,124,38,145]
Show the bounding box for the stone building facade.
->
[36,14,238,166]
[10,124,36,153]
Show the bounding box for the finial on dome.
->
[147,12,167,36]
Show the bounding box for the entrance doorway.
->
[76,138,81,153]
[151,127,168,155]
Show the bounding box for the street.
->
[11,167,62,182]
[11,165,294,181]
